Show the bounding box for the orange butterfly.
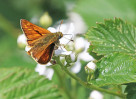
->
[20,19,63,64]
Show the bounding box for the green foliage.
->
[90,53,136,87]
[0,67,62,99]
[86,18,136,56]
[86,18,136,98]
[125,83,136,99]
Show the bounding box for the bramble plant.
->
[1,18,136,99]
[54,18,136,99]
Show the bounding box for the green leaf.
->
[88,45,103,60]
[89,53,136,87]
[0,67,62,99]
[125,83,136,99]
[85,18,136,56]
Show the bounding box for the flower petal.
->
[35,63,54,80]
[44,68,54,80]
[78,52,94,61]
[71,60,81,73]
[55,46,72,56]
[35,64,46,75]
[47,27,57,33]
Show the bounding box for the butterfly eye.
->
[58,35,62,39]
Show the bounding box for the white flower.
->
[89,90,103,99]
[74,37,94,62]
[86,61,96,71]
[75,37,89,51]
[70,59,81,73]
[35,63,54,80]
[67,12,87,35]
[17,34,27,48]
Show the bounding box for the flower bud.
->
[39,12,52,28]
[65,55,72,64]
[89,90,103,99]
[85,61,96,74]
[85,61,97,81]
[17,34,27,48]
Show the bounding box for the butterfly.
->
[20,19,63,64]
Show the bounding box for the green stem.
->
[53,66,73,99]
[71,79,77,99]
[56,56,126,99]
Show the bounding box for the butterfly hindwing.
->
[38,43,55,64]
[29,43,55,64]
[27,33,58,64]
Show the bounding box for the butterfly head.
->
[56,32,63,39]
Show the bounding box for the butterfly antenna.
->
[58,20,63,32]
[63,36,74,42]
[63,35,74,48]
[63,39,73,48]
[63,34,72,35]
[63,33,73,41]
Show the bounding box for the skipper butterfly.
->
[20,19,63,64]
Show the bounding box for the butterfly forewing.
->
[27,33,58,58]
[20,19,51,46]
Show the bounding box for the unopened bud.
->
[89,90,103,99]
[65,55,72,63]
[39,12,52,28]
[85,61,96,74]
[85,61,97,81]
[17,34,27,48]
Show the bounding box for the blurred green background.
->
[0,0,136,98]
[1,0,136,68]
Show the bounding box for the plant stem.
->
[56,56,126,98]
[53,66,73,99]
